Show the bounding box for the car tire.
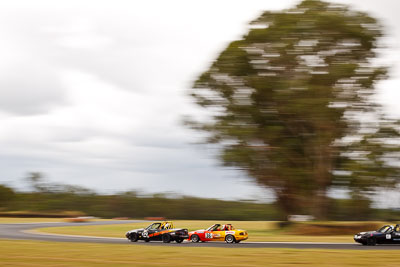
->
[225,235,235,244]
[129,232,138,242]
[175,238,183,243]
[367,237,376,246]
[162,234,171,243]
[191,234,200,243]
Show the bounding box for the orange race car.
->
[188,223,248,243]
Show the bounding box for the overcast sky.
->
[0,0,399,201]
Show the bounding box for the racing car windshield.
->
[146,223,161,230]
[377,225,393,233]
[207,224,221,231]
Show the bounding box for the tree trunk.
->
[276,185,306,220]
[311,143,333,220]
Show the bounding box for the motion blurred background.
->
[0,0,400,222]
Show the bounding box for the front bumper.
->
[236,235,248,241]
[354,235,366,243]
[178,234,189,239]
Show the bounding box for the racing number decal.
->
[386,234,391,239]
[205,233,213,239]
[142,231,149,238]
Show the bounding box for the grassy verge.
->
[37,220,355,243]
[0,239,398,266]
[0,217,112,224]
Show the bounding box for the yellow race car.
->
[188,223,248,243]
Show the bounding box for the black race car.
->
[126,221,189,243]
[354,224,400,246]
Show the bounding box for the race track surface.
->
[1,221,400,250]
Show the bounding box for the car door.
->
[383,227,400,244]
[380,228,396,244]
[391,230,400,243]
[375,225,394,244]
[381,232,394,244]
[210,230,225,241]
[145,223,162,241]
[148,229,162,241]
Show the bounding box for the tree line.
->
[1,183,399,221]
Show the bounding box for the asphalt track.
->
[1,220,400,250]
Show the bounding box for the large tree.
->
[188,0,400,218]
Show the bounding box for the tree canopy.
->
[189,0,400,218]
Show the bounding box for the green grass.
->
[0,217,112,224]
[0,239,399,266]
[37,220,355,243]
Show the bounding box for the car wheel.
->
[129,232,138,242]
[225,235,235,244]
[162,234,171,243]
[144,238,150,242]
[175,238,183,243]
[191,234,200,243]
[367,237,376,246]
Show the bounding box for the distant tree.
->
[60,185,94,195]
[0,185,16,207]
[188,0,400,218]
[26,172,46,192]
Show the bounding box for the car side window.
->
[150,223,161,230]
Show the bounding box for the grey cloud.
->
[0,65,67,115]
